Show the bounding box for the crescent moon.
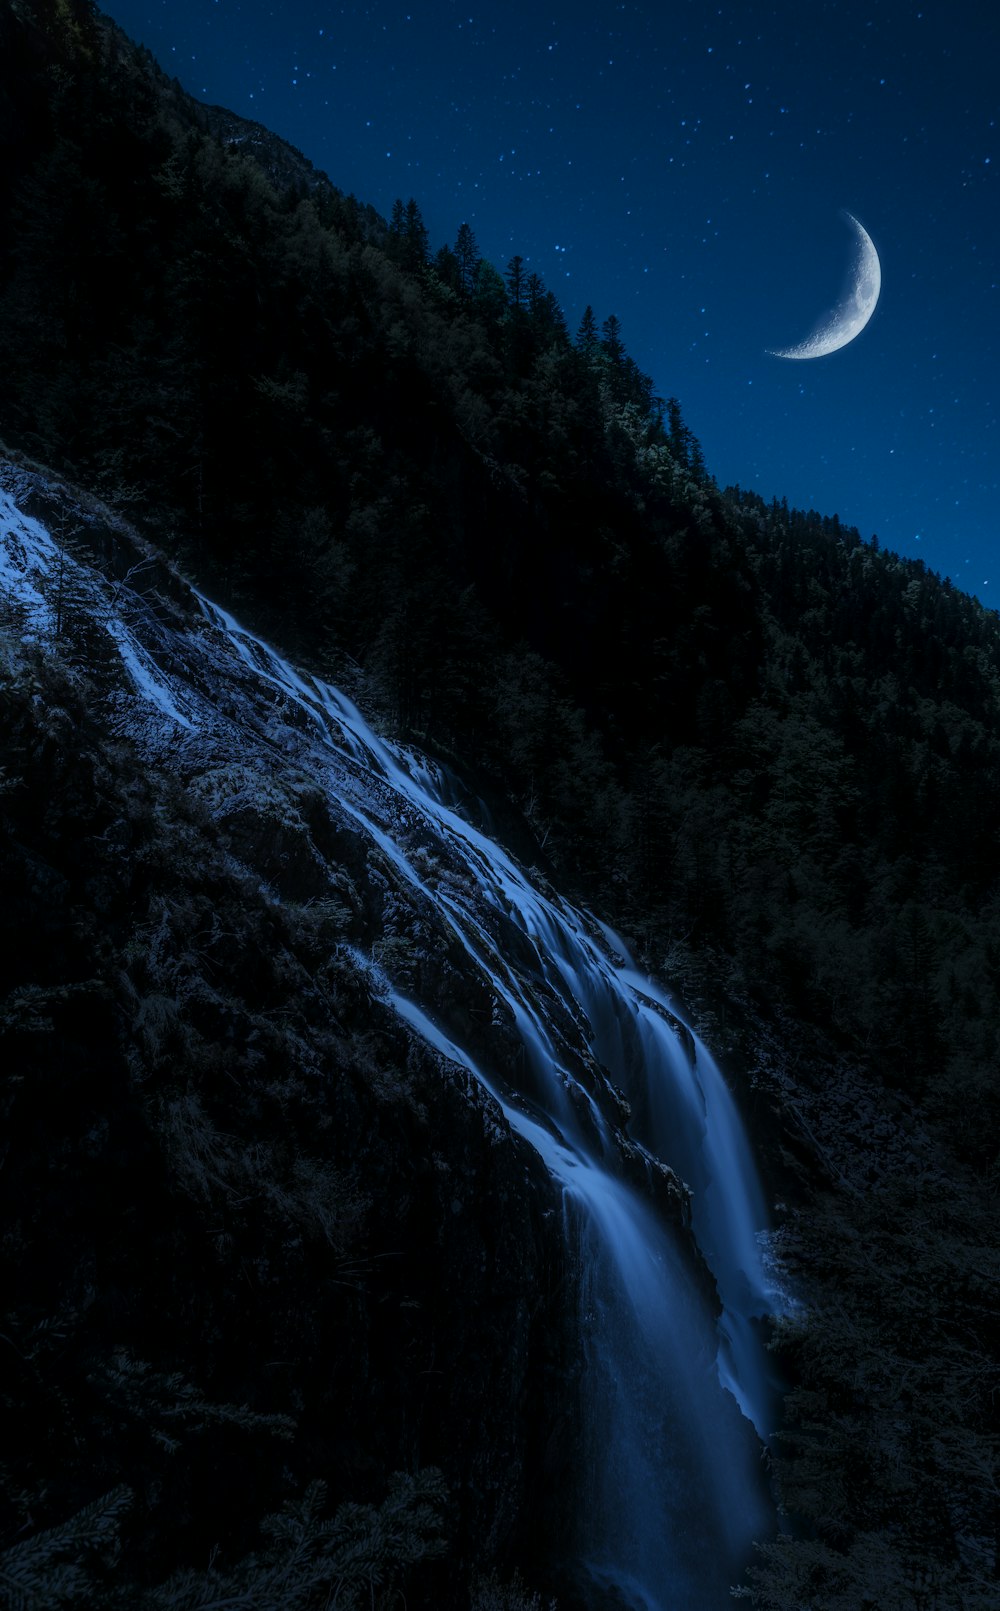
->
[769,211,881,360]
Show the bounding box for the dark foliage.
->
[1,2,998,1605]
[0,615,558,1604]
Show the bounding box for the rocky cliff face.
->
[1,452,778,1609]
[0,452,573,1600]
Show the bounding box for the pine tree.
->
[432,243,461,293]
[402,198,429,269]
[0,1486,132,1609]
[601,313,625,368]
[666,396,690,468]
[505,255,526,309]
[542,290,568,343]
[136,1471,448,1611]
[576,304,599,358]
[688,435,708,484]
[473,259,508,323]
[454,222,480,295]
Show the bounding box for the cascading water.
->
[1,476,786,1610]
[195,597,784,1609]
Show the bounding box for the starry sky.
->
[100,0,999,599]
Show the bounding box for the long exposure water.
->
[1,481,785,1609]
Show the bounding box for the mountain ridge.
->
[1,3,999,1606]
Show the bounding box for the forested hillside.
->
[1,2,998,1607]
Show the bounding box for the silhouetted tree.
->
[526,271,546,317]
[601,313,625,368]
[432,242,460,293]
[576,305,599,358]
[542,290,568,343]
[505,255,526,309]
[666,397,690,467]
[454,222,480,295]
[473,259,508,323]
[402,197,429,269]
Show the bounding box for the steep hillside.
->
[1,452,783,1609]
[1,2,999,1607]
[0,455,567,1605]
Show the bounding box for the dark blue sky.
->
[102,0,998,598]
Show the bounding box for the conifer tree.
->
[666,396,690,468]
[0,1486,132,1608]
[473,259,508,323]
[454,222,480,295]
[576,305,599,358]
[542,290,568,343]
[402,197,429,269]
[688,435,708,484]
[601,313,625,368]
[505,254,526,309]
[432,242,461,293]
[526,271,546,318]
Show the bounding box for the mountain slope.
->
[1,2,999,1606]
[1,450,784,1608]
[0,454,564,1603]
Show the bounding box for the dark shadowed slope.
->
[0,2,998,1603]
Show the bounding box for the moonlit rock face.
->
[2,459,784,1611]
[770,211,881,359]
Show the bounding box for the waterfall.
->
[1,483,784,1610]
[194,596,783,1607]
[387,995,772,1608]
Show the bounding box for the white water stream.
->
[196,595,782,1607]
[1,478,785,1609]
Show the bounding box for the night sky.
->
[101,0,998,599]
